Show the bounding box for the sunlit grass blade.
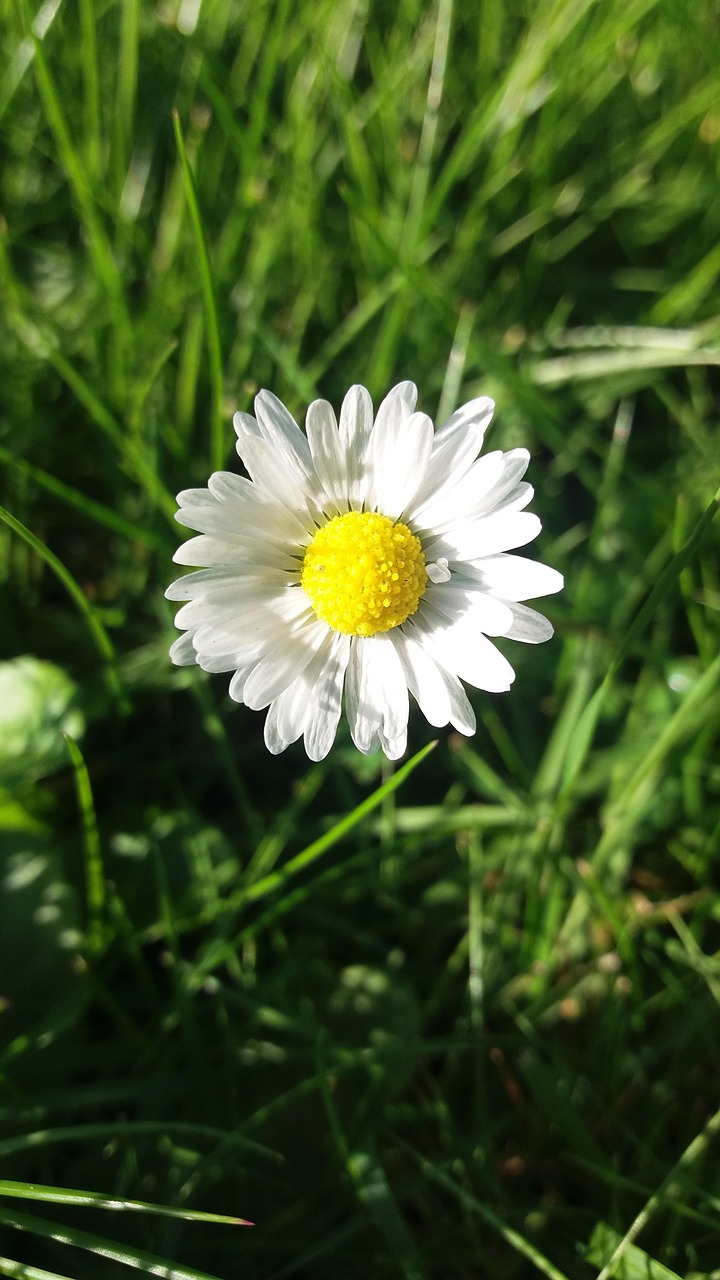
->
[0,1256,76,1280]
[0,1205,239,1279]
[558,485,720,799]
[18,0,129,394]
[241,740,438,904]
[586,1225,682,1280]
[113,0,140,197]
[0,1180,251,1226]
[172,109,225,474]
[403,0,453,250]
[0,0,62,123]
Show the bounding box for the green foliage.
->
[1,0,719,1277]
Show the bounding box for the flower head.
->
[167,383,563,760]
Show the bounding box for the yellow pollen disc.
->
[301,511,427,636]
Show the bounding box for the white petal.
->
[391,631,452,728]
[233,410,262,442]
[179,474,312,543]
[175,497,311,545]
[169,630,198,665]
[425,582,515,636]
[436,395,494,441]
[369,410,434,517]
[192,589,312,672]
[374,638,409,757]
[173,532,300,571]
[476,449,530,513]
[228,663,255,704]
[304,632,352,761]
[262,629,350,755]
[409,396,494,515]
[400,621,477,733]
[166,567,233,600]
[236,435,316,513]
[345,638,381,754]
[463,554,564,601]
[339,385,374,507]
[207,471,256,503]
[412,451,506,530]
[412,611,516,693]
[383,381,418,412]
[504,602,555,643]
[423,511,542,563]
[171,578,283,630]
[345,635,409,757]
[263,681,309,753]
[166,566,293,600]
[254,389,313,471]
[306,399,348,515]
[243,619,329,710]
[442,670,476,735]
[176,486,222,507]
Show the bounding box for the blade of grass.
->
[317,1037,427,1280]
[0,1206,237,1280]
[592,1109,720,1280]
[559,484,720,800]
[19,0,129,397]
[0,1256,76,1280]
[0,505,128,713]
[401,1140,573,1280]
[64,735,105,955]
[588,1223,682,1279]
[78,0,102,179]
[240,740,437,905]
[403,0,454,249]
[0,0,62,123]
[0,1180,250,1226]
[0,444,169,552]
[172,109,225,474]
[0,1122,275,1162]
[113,0,140,197]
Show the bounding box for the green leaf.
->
[587,1223,683,1280]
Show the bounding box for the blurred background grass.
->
[1,0,719,1276]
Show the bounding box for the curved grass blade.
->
[241,739,438,905]
[0,1205,244,1280]
[0,1180,251,1226]
[0,445,169,552]
[0,505,128,713]
[0,1256,75,1280]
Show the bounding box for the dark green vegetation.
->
[1,0,720,1276]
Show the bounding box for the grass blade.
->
[0,505,128,713]
[0,1206,241,1280]
[172,109,225,474]
[0,1180,250,1226]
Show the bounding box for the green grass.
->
[1,0,720,1276]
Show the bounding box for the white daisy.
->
[166,382,563,761]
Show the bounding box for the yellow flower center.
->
[301,511,427,636]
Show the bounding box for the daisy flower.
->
[167,382,562,761]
